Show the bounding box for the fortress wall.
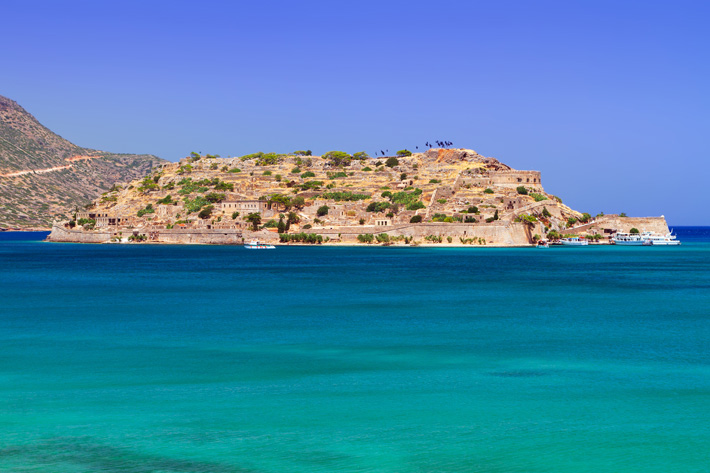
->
[561,216,669,236]
[307,222,534,245]
[47,225,112,243]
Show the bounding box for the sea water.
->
[0,228,708,472]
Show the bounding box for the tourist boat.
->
[559,237,589,246]
[244,240,275,249]
[612,231,681,246]
[537,240,549,248]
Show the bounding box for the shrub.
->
[366,201,390,212]
[579,212,592,223]
[229,168,241,173]
[516,186,528,195]
[302,224,312,229]
[484,188,494,194]
[620,212,627,218]
[300,180,324,191]
[231,211,240,220]
[263,219,279,228]
[291,167,301,174]
[353,151,369,160]
[406,201,425,211]
[376,233,390,243]
[400,173,407,180]
[385,157,399,167]
[437,198,447,204]
[567,217,578,227]
[542,207,551,218]
[317,205,329,217]
[213,180,234,191]
[301,171,316,178]
[293,150,312,156]
[630,228,640,234]
[447,236,453,243]
[263,170,272,176]
[467,206,479,214]
[429,179,441,184]
[410,215,422,223]
[359,218,366,225]
[157,195,174,205]
[381,191,392,199]
[357,233,374,243]
[327,171,348,179]
[137,204,155,217]
[531,193,547,202]
[396,149,412,157]
[362,167,372,172]
[183,196,209,213]
[275,174,282,182]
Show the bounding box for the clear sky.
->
[2,0,708,225]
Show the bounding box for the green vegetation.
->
[244,212,262,231]
[231,211,240,220]
[318,191,370,201]
[317,205,329,217]
[579,212,592,223]
[353,151,369,160]
[301,171,316,178]
[485,210,499,223]
[385,157,399,167]
[263,219,279,228]
[546,230,561,240]
[362,167,372,172]
[410,215,422,223]
[630,228,640,234]
[357,233,374,243]
[198,205,214,219]
[205,192,226,203]
[322,151,352,166]
[293,150,312,156]
[279,233,324,244]
[156,195,175,205]
[263,170,272,176]
[516,186,528,195]
[542,207,551,218]
[291,167,301,174]
[567,216,578,227]
[467,206,479,214]
[530,193,547,202]
[429,179,441,184]
[327,171,348,179]
[299,180,324,191]
[183,196,209,213]
[137,204,155,217]
[484,188,494,194]
[376,233,390,243]
[137,177,159,193]
[366,202,390,212]
[396,149,412,157]
[437,198,447,204]
[229,168,241,173]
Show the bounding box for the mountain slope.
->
[0,95,166,229]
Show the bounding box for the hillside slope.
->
[0,95,166,229]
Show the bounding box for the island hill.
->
[47,148,669,246]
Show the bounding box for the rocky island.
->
[47,148,669,246]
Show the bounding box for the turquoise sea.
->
[1,228,709,472]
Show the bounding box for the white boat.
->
[612,231,681,246]
[537,240,549,248]
[559,237,589,246]
[244,240,275,249]
[641,231,681,246]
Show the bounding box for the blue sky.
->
[2,0,708,224]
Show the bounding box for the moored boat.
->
[612,231,681,246]
[559,237,589,246]
[244,240,275,249]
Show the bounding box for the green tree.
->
[629,227,640,234]
[542,207,551,218]
[277,216,286,233]
[291,196,306,210]
[317,205,329,217]
[516,186,528,195]
[198,205,214,219]
[353,151,369,160]
[322,151,352,166]
[396,149,412,157]
[410,215,422,223]
[244,212,262,231]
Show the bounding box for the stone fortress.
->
[48,148,669,246]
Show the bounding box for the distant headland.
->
[46,148,669,246]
